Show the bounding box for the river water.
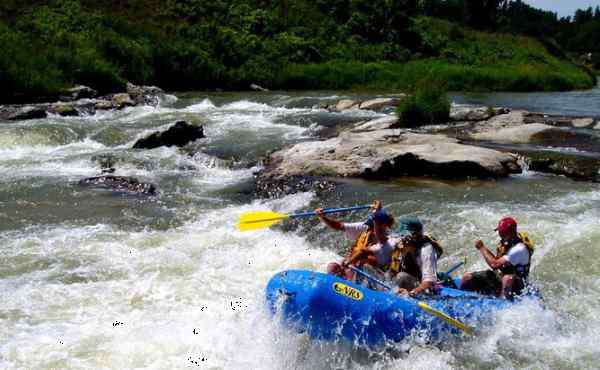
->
[1,86,599,369]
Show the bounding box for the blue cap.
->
[395,215,423,236]
[364,210,393,227]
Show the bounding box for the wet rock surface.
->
[520,150,600,182]
[0,82,167,122]
[132,121,205,149]
[78,175,157,195]
[255,175,336,198]
[0,105,48,121]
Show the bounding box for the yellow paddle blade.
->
[417,302,474,334]
[237,210,290,231]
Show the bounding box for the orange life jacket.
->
[346,230,378,266]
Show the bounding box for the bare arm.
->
[315,208,344,231]
[475,240,508,270]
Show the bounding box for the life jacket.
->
[347,230,378,266]
[389,235,443,281]
[496,232,534,279]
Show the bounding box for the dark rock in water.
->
[255,174,336,198]
[0,105,48,121]
[79,175,157,195]
[521,151,600,182]
[132,121,205,149]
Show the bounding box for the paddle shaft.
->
[350,266,393,290]
[289,205,372,219]
[444,260,465,276]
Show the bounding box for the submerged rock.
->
[78,175,157,195]
[255,175,336,198]
[132,121,205,149]
[258,130,521,188]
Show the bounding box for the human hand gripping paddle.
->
[237,205,372,231]
[349,266,474,334]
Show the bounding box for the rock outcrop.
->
[258,130,521,186]
[132,121,205,149]
[0,82,167,121]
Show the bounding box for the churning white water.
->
[1,92,599,369]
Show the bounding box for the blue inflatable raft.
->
[266,269,530,347]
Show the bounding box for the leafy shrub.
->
[396,79,450,127]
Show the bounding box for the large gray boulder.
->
[259,130,521,182]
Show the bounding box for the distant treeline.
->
[420,0,600,69]
[0,0,596,102]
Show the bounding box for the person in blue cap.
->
[389,216,443,297]
[316,200,396,281]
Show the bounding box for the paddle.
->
[238,205,371,231]
[444,258,467,276]
[349,266,474,334]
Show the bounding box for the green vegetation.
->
[396,80,450,127]
[278,17,593,91]
[0,0,597,103]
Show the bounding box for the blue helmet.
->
[364,210,394,227]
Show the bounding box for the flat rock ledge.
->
[257,130,521,195]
